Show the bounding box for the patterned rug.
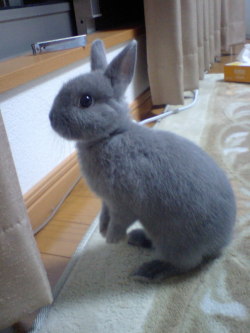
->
[31,74,250,333]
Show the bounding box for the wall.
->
[0,35,149,194]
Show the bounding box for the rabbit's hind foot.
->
[131,260,184,282]
[128,229,153,249]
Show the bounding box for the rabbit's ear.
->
[91,39,108,71]
[105,40,137,98]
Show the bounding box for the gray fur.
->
[49,39,236,281]
[91,39,107,71]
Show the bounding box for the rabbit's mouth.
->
[49,111,77,140]
[49,109,117,142]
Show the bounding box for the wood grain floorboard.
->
[36,179,100,258]
[36,219,92,257]
[40,253,70,289]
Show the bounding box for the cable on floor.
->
[138,89,199,126]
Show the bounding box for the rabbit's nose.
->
[49,111,54,123]
[49,111,57,129]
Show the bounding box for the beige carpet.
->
[31,74,250,333]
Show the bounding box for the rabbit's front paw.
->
[106,224,126,243]
[99,203,110,237]
[100,219,109,237]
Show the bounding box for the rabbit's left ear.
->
[91,39,108,71]
[105,40,137,98]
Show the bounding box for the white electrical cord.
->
[138,89,199,126]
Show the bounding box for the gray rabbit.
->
[49,39,236,281]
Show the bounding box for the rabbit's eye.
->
[79,94,93,108]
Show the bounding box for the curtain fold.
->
[143,0,184,105]
[196,0,205,80]
[0,113,52,329]
[221,0,246,51]
[181,0,199,92]
[144,0,246,105]
[214,0,222,57]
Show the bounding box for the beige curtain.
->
[0,114,52,329]
[144,0,246,105]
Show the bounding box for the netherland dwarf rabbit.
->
[49,39,236,281]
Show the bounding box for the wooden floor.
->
[36,179,101,288]
[15,45,244,332]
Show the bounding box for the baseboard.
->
[130,88,152,121]
[24,88,152,233]
[24,153,81,233]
